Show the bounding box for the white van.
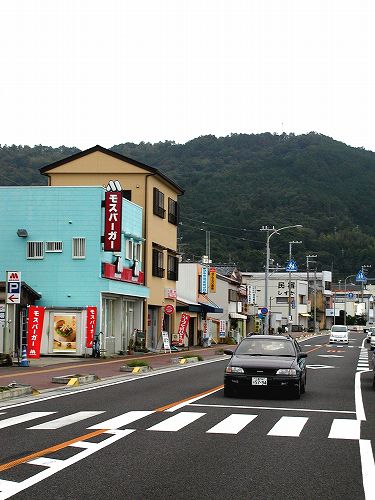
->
[329,325,349,344]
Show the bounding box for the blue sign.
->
[356,270,367,283]
[200,267,208,293]
[285,259,298,272]
[257,313,265,319]
[261,307,268,315]
[347,292,354,299]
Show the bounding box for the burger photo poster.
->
[53,314,77,352]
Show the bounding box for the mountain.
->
[1,133,375,280]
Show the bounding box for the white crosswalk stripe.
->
[147,411,205,431]
[267,416,308,437]
[328,419,361,440]
[88,411,154,429]
[28,411,105,430]
[0,412,55,429]
[206,414,257,434]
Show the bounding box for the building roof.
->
[39,144,184,195]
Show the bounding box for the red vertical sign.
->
[27,306,45,359]
[86,306,97,348]
[177,313,190,345]
[104,191,122,252]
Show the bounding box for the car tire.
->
[291,382,301,399]
[373,377,375,390]
[224,385,235,397]
[301,374,306,394]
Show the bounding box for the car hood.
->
[230,355,295,369]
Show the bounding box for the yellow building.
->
[40,145,184,351]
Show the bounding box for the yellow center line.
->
[305,344,328,354]
[0,428,108,472]
[155,384,224,412]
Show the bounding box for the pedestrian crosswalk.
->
[0,409,364,440]
[357,348,370,371]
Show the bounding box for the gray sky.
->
[1,0,374,151]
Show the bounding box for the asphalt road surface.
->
[0,333,374,500]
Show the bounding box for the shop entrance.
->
[122,300,134,353]
[148,307,158,350]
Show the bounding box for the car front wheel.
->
[291,381,301,399]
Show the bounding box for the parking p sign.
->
[6,271,21,304]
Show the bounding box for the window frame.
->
[168,198,178,225]
[152,248,164,278]
[45,241,63,253]
[26,241,44,259]
[72,237,86,259]
[153,187,166,219]
[167,254,179,281]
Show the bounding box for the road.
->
[0,333,374,500]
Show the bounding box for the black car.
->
[224,335,307,399]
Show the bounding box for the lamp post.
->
[306,255,317,330]
[288,240,302,327]
[260,224,303,335]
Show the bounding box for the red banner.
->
[104,191,122,252]
[177,313,190,345]
[86,306,97,348]
[27,306,45,359]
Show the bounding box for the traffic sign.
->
[6,271,21,304]
[164,304,175,315]
[285,259,298,272]
[260,307,268,315]
[355,270,367,283]
[347,292,354,299]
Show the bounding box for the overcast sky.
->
[1,0,374,151]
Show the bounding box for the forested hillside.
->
[1,133,375,280]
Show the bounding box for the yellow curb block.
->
[132,367,141,373]
[67,377,79,387]
[179,359,187,364]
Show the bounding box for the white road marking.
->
[88,411,154,429]
[147,411,205,432]
[318,355,344,358]
[164,386,224,412]
[328,419,361,440]
[307,364,335,369]
[0,412,55,429]
[0,429,135,499]
[28,457,63,467]
[206,414,257,434]
[28,411,105,429]
[267,416,308,437]
[189,403,355,414]
[359,440,375,500]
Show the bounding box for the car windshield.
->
[235,339,296,357]
[331,326,347,333]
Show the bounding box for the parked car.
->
[329,325,349,344]
[366,327,375,343]
[223,335,307,399]
[370,331,375,350]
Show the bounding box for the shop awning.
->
[229,313,247,320]
[198,300,224,314]
[299,312,311,317]
[176,297,202,313]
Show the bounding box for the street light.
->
[306,255,317,331]
[344,274,355,326]
[260,224,303,335]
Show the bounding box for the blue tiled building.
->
[0,185,149,356]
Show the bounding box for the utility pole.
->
[288,241,302,327]
[306,255,317,329]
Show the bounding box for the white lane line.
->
[328,419,361,440]
[28,411,105,430]
[206,414,257,434]
[147,412,205,432]
[88,410,154,430]
[70,441,97,449]
[0,429,135,499]
[28,457,63,467]
[318,355,344,358]
[267,416,308,437]
[0,412,55,429]
[189,403,355,414]
[164,386,223,412]
[360,440,375,500]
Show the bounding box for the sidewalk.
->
[0,345,232,392]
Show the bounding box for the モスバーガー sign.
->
[104,181,122,252]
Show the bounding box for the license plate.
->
[252,377,267,386]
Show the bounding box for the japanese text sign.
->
[27,306,45,359]
[200,267,208,294]
[86,306,97,348]
[104,189,122,252]
[177,313,190,344]
[209,268,216,293]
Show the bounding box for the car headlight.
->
[276,369,297,376]
[226,366,244,374]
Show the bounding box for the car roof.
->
[243,335,292,341]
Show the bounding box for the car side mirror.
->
[298,352,307,359]
[224,349,234,356]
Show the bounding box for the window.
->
[72,237,86,259]
[153,188,165,218]
[152,248,164,278]
[276,297,288,304]
[135,242,142,262]
[126,240,134,260]
[45,241,63,253]
[228,289,238,302]
[168,198,178,225]
[27,241,44,259]
[167,255,179,281]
